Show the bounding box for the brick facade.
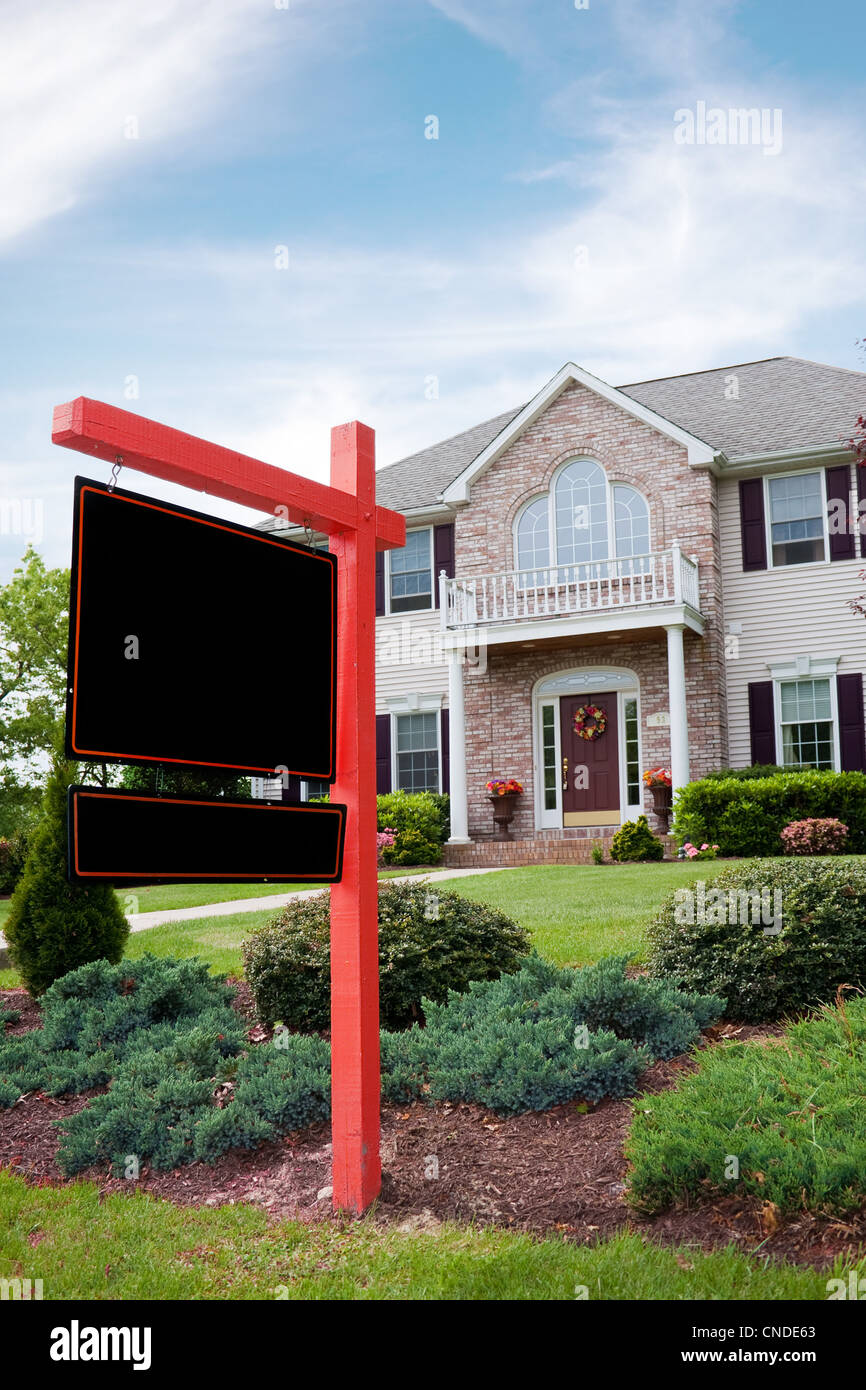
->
[453,380,729,839]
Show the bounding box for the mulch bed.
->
[2,986,864,1269]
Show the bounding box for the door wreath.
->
[573,704,607,740]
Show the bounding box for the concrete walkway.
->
[0,866,511,954]
[124,865,510,935]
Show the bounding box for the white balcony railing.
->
[441,545,700,630]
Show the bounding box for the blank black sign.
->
[68,787,346,885]
[66,478,337,779]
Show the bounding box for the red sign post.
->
[52,398,406,1214]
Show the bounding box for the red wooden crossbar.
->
[52,397,404,551]
[53,397,405,1215]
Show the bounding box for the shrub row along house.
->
[256,356,866,864]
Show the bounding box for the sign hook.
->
[108,455,124,493]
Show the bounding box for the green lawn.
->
[116,882,301,914]
[430,862,730,966]
[0,862,729,988]
[0,1170,848,1301]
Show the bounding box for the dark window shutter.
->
[837,673,866,772]
[858,463,866,559]
[433,523,455,609]
[826,465,855,561]
[281,774,301,801]
[376,713,391,794]
[748,680,776,765]
[440,707,450,794]
[375,552,386,617]
[739,479,767,571]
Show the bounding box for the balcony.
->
[440,545,702,642]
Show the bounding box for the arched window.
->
[555,459,608,565]
[515,496,550,571]
[613,484,651,558]
[515,460,650,573]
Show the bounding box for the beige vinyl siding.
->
[375,609,449,713]
[719,472,866,767]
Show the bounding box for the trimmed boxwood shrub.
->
[610,816,664,862]
[242,879,531,1030]
[646,857,866,1022]
[673,769,866,857]
[376,790,445,865]
[701,764,787,781]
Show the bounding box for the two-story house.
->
[260,355,866,866]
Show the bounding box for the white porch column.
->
[665,623,690,792]
[447,649,472,844]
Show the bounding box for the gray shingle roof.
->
[621,356,865,459]
[374,357,865,512]
[374,405,523,511]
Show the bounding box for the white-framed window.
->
[394,710,440,792]
[387,527,433,613]
[514,461,650,575]
[777,678,835,769]
[766,470,827,567]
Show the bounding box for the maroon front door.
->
[560,693,620,826]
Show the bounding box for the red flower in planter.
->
[642,767,672,788]
[486,778,524,796]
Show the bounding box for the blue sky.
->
[1,0,864,579]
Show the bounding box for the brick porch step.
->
[443,832,676,868]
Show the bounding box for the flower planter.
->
[488,792,520,842]
[649,783,672,832]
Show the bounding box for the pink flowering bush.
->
[376,828,397,864]
[781,818,848,856]
[680,841,720,861]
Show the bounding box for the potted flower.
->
[642,766,673,831]
[485,778,524,841]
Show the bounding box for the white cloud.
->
[0,0,338,246]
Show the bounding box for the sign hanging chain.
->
[108,455,124,493]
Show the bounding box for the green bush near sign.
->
[0,950,722,1174]
[242,878,529,1030]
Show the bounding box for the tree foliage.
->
[0,548,70,833]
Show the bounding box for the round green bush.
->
[242,879,531,1030]
[646,857,866,1022]
[610,816,664,862]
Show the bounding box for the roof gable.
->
[439,363,716,505]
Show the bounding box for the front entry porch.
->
[445,630,696,849]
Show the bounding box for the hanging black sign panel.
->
[68,786,346,885]
[65,478,337,779]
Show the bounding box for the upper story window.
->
[515,459,650,573]
[767,472,826,567]
[388,527,433,613]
